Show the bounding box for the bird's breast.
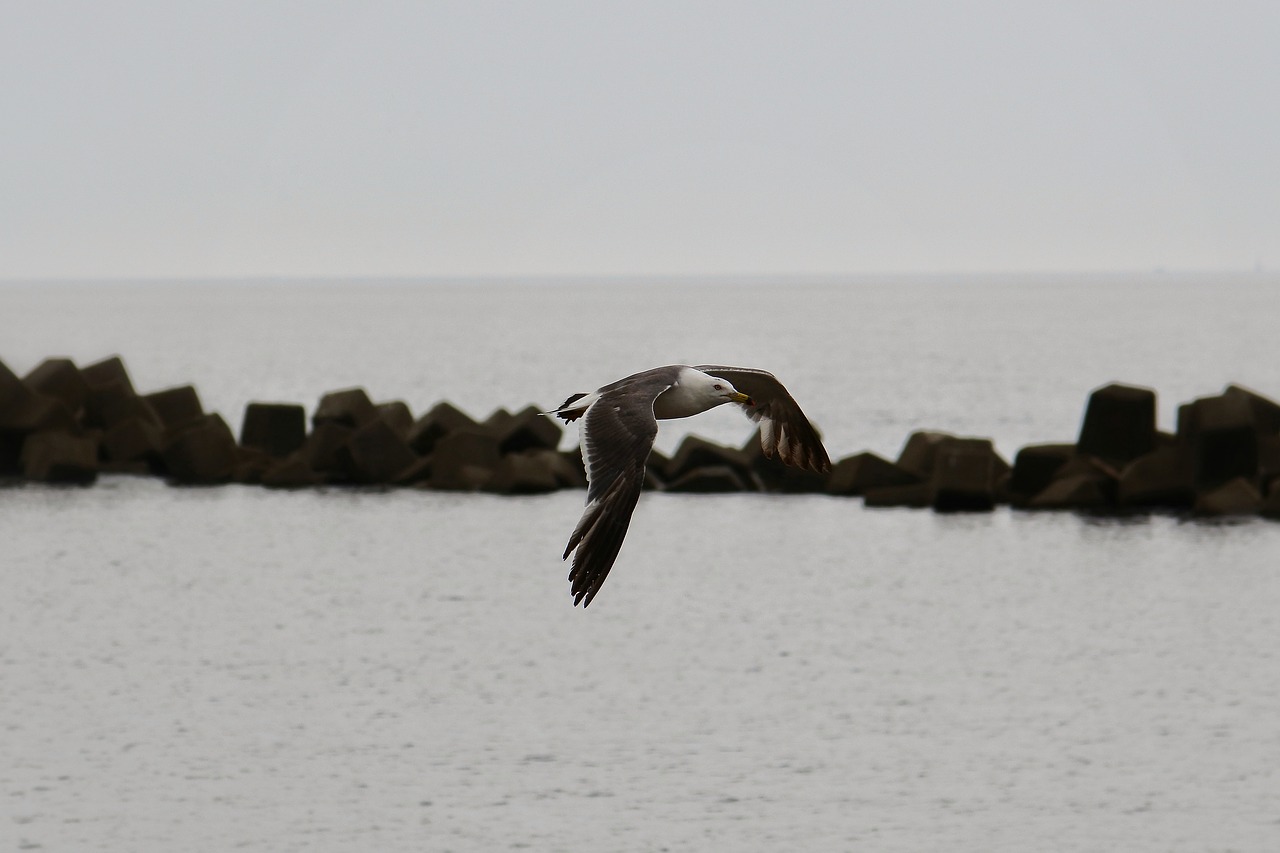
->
[653,383,722,420]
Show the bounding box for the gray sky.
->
[3,1,1278,278]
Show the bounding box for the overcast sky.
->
[2,1,1277,279]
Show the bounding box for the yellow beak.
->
[730,391,753,405]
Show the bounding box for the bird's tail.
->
[543,392,592,423]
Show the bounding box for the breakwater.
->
[3,355,1278,519]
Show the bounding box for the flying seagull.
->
[551,365,831,607]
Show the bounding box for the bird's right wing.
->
[696,365,831,473]
[563,381,668,607]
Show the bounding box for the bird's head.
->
[698,372,753,407]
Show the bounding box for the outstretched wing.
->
[695,365,831,473]
[563,377,670,606]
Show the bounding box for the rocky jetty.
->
[3,356,1278,520]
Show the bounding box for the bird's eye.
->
[713,384,722,390]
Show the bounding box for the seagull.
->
[551,365,831,607]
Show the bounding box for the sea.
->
[2,274,1279,852]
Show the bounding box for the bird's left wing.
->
[696,365,831,473]
[563,378,669,606]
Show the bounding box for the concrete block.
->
[80,355,135,393]
[494,405,563,454]
[1193,477,1261,517]
[863,482,932,508]
[84,381,161,431]
[664,464,750,493]
[1116,445,1195,509]
[0,432,21,476]
[429,431,500,491]
[232,447,274,485]
[931,438,1002,512]
[0,359,25,413]
[161,414,238,484]
[1028,473,1111,510]
[142,385,204,432]
[303,421,355,476]
[101,418,164,466]
[375,401,415,438]
[336,418,419,484]
[895,430,956,480]
[22,358,89,415]
[261,451,326,489]
[1182,392,1258,490]
[239,402,306,458]
[826,451,920,496]
[485,450,563,494]
[394,455,435,486]
[1008,443,1075,499]
[19,430,99,483]
[1,360,74,432]
[1261,478,1280,520]
[1225,384,1280,434]
[408,401,478,456]
[664,435,755,486]
[313,387,377,428]
[1077,382,1157,463]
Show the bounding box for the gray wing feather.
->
[695,365,831,473]
[563,378,669,607]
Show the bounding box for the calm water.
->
[3,275,1280,851]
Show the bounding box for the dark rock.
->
[1008,443,1075,500]
[161,414,239,484]
[336,418,419,484]
[142,385,205,433]
[313,388,377,428]
[895,430,956,480]
[429,431,500,491]
[664,435,756,487]
[408,401,478,456]
[664,464,750,493]
[23,358,89,415]
[931,438,1002,512]
[827,451,920,496]
[1116,445,1195,509]
[1028,473,1111,510]
[493,405,563,454]
[1181,392,1259,490]
[863,482,932,508]
[239,403,306,458]
[1193,477,1261,517]
[485,450,564,494]
[375,400,415,438]
[1077,382,1157,464]
[79,355,135,393]
[20,430,99,483]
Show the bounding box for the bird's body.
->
[552,365,831,606]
